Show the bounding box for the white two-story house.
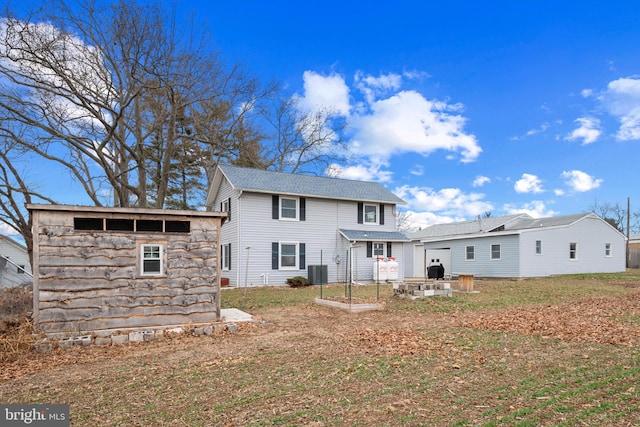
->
[206,164,408,287]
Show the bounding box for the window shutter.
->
[366,241,373,258]
[227,197,231,221]
[299,243,306,270]
[387,242,392,257]
[380,204,385,225]
[228,243,232,268]
[357,202,363,224]
[272,242,279,269]
[300,197,306,221]
[272,195,279,219]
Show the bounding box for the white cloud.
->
[327,162,393,183]
[503,201,556,219]
[525,122,550,136]
[355,71,402,104]
[409,164,424,176]
[565,117,602,145]
[561,170,602,192]
[299,70,481,172]
[350,90,481,163]
[472,175,491,187]
[299,71,351,116]
[581,88,593,98]
[514,173,544,194]
[394,185,493,222]
[600,77,640,141]
[554,188,565,196]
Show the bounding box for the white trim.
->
[490,243,501,260]
[465,245,475,261]
[140,243,163,276]
[363,204,378,224]
[280,196,299,221]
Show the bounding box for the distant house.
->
[0,234,32,288]
[206,164,408,287]
[28,204,227,335]
[405,213,626,279]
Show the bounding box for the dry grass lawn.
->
[1,272,640,426]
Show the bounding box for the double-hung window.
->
[373,242,384,256]
[364,204,377,224]
[465,245,475,261]
[490,244,501,260]
[280,242,298,269]
[535,240,542,255]
[605,243,612,257]
[569,242,578,260]
[280,197,298,220]
[141,244,163,275]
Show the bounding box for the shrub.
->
[286,276,311,288]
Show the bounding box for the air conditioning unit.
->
[308,265,328,285]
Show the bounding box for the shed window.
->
[141,244,163,275]
[605,243,612,257]
[137,220,163,232]
[491,244,501,260]
[74,217,104,230]
[569,242,578,260]
[165,220,190,233]
[465,245,475,261]
[106,218,134,231]
[535,240,542,255]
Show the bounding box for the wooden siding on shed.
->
[31,209,222,334]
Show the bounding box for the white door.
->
[413,244,426,278]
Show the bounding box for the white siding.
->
[0,236,32,288]
[213,184,404,286]
[426,235,520,278]
[518,216,626,277]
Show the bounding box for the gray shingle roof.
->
[412,212,602,242]
[339,229,410,242]
[505,213,593,231]
[409,213,530,240]
[218,164,406,204]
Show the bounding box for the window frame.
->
[569,242,578,260]
[280,197,299,221]
[363,204,378,224]
[140,243,164,276]
[279,242,299,270]
[605,243,612,257]
[221,243,231,270]
[373,242,384,257]
[465,245,475,261]
[535,240,542,255]
[490,243,501,260]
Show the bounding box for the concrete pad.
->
[220,308,253,323]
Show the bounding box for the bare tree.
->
[261,96,349,175]
[590,199,628,233]
[0,131,56,264]
[0,0,269,210]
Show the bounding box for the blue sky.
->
[181,0,640,228]
[5,1,640,233]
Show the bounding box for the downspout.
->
[236,190,243,287]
